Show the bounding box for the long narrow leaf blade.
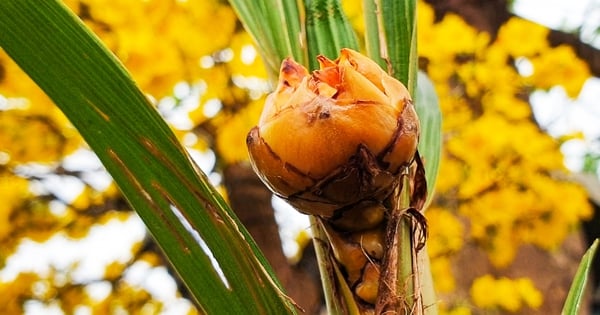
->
[362,0,387,70]
[562,239,599,315]
[305,0,359,70]
[228,0,304,77]
[0,1,296,314]
[310,217,361,315]
[363,0,416,92]
[416,71,442,209]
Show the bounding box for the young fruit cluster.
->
[247,49,421,311]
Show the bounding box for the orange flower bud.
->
[247,49,419,217]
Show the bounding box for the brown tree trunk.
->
[222,162,322,314]
[425,0,510,36]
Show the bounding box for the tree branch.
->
[548,29,600,77]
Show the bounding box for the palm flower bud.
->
[247,48,419,218]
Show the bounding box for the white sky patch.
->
[168,205,231,289]
[0,215,146,283]
[561,139,588,171]
[0,96,29,110]
[48,200,68,216]
[513,0,600,47]
[530,78,600,172]
[272,196,311,259]
[173,82,191,100]
[182,132,198,147]
[241,44,257,65]
[160,102,194,130]
[85,281,112,301]
[208,172,222,187]
[199,55,215,68]
[231,75,270,92]
[578,77,600,120]
[73,306,93,315]
[202,98,222,118]
[39,174,85,204]
[62,148,102,170]
[14,163,55,178]
[231,75,271,100]
[216,48,234,63]
[514,57,534,77]
[187,148,216,175]
[530,80,600,140]
[24,300,63,315]
[80,170,113,192]
[124,262,178,301]
[0,151,10,165]
[157,82,204,130]
[513,0,588,30]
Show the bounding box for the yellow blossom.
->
[434,155,463,194]
[341,0,365,35]
[70,185,108,211]
[76,0,236,98]
[471,275,542,312]
[60,285,90,314]
[482,93,531,120]
[496,17,549,57]
[216,98,264,164]
[529,45,591,97]
[430,257,456,293]
[444,305,472,315]
[0,272,39,314]
[0,110,79,164]
[226,32,268,79]
[470,275,498,309]
[104,261,126,281]
[516,277,543,309]
[427,206,464,257]
[423,13,489,59]
[417,1,435,42]
[0,175,30,240]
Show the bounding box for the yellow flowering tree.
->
[0,0,598,314]
[417,1,596,314]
